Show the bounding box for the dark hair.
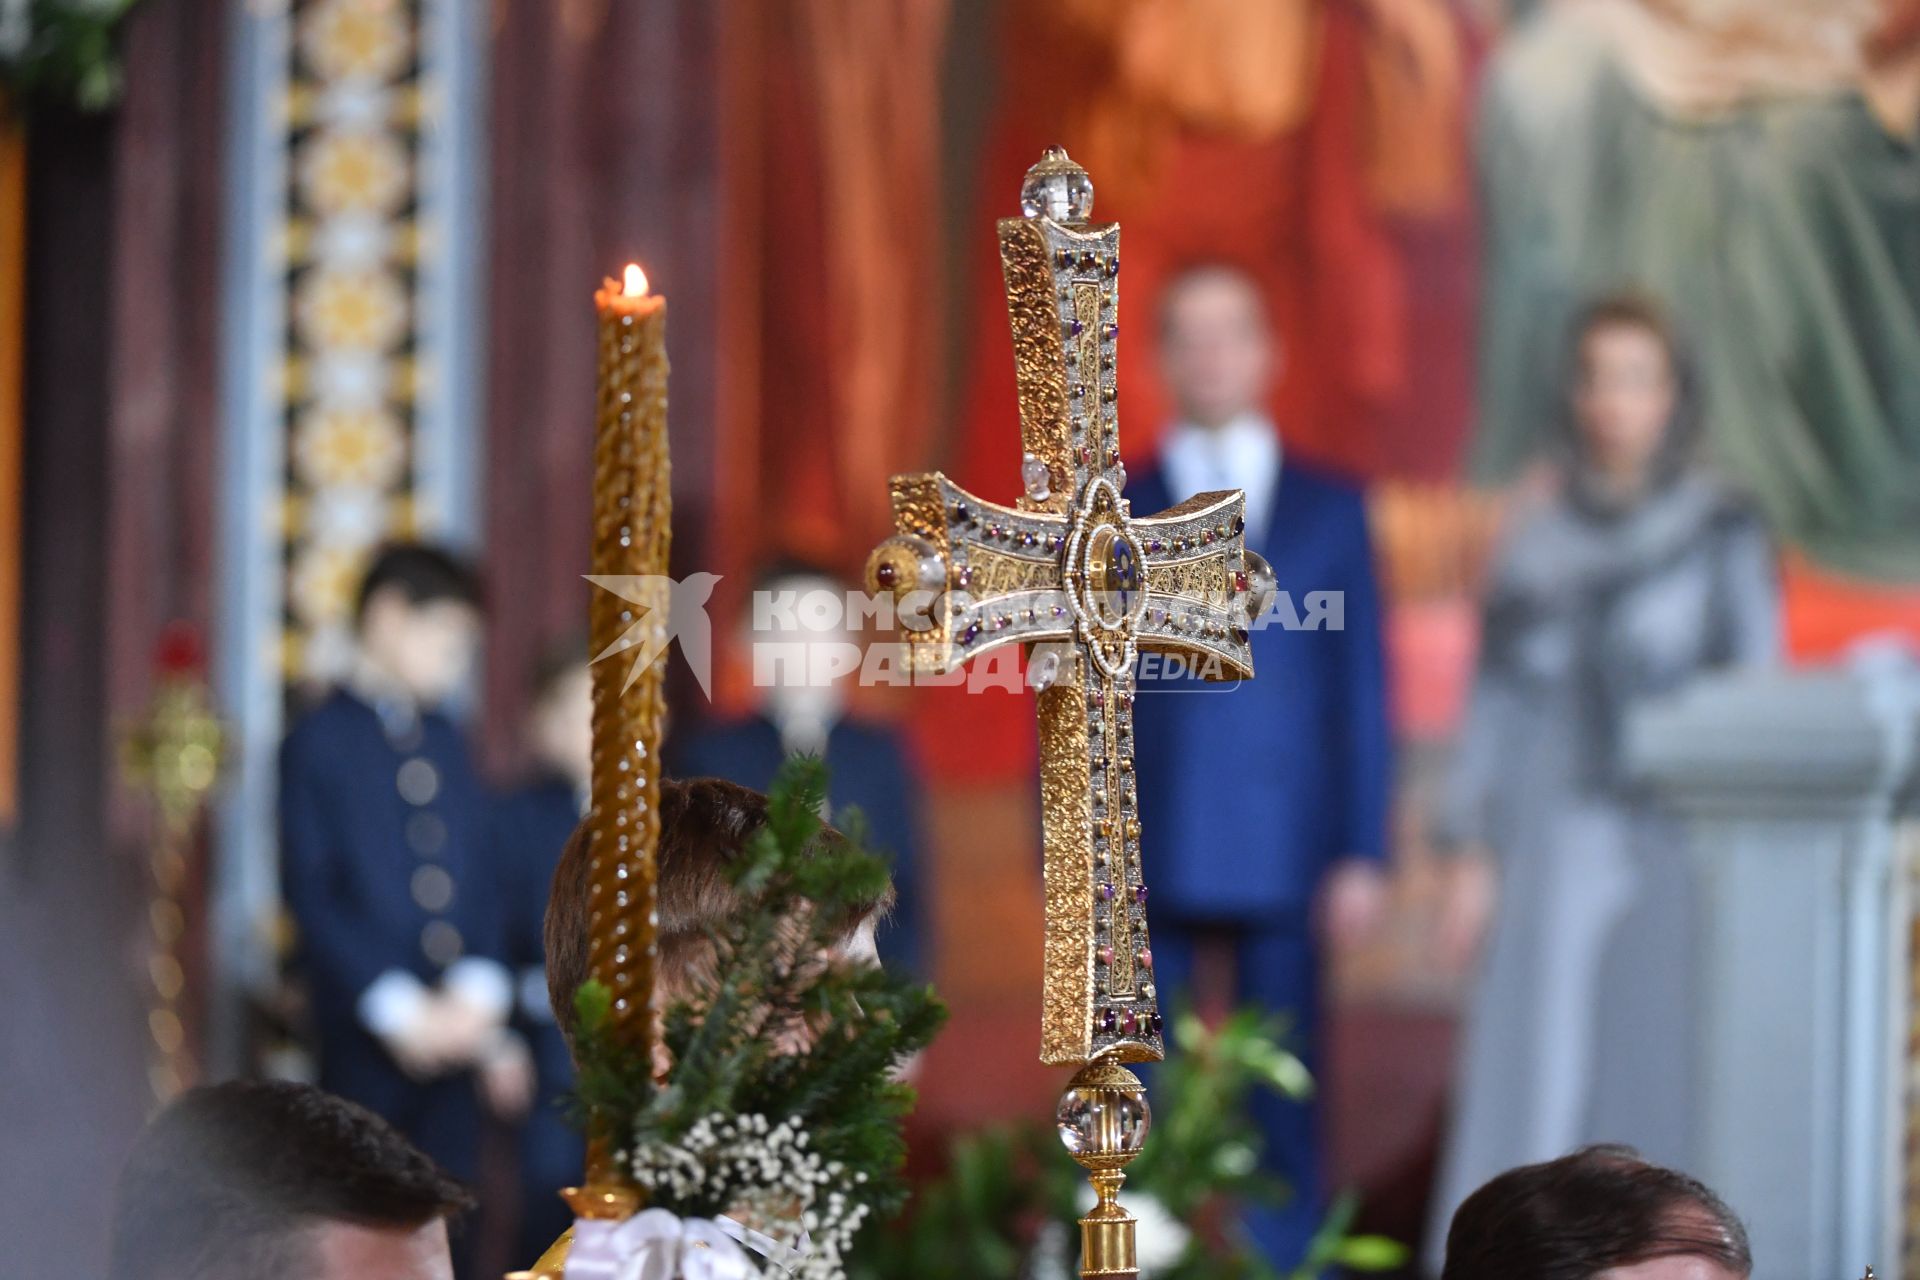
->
[1156,259,1270,340]
[545,776,895,1051]
[1442,1145,1752,1280]
[109,1080,473,1280]
[1574,291,1680,357]
[353,542,483,627]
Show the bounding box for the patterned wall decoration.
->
[285,0,426,676]
[217,0,482,1032]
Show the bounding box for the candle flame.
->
[623,263,648,297]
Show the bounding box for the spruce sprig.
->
[570,755,947,1229]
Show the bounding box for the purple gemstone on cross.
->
[1135,885,1149,905]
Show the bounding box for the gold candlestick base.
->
[1079,1168,1139,1277]
[505,1138,638,1278]
[1056,1058,1152,1280]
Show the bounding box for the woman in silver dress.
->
[1427,294,1778,1252]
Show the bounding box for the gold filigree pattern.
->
[967,546,1071,599]
[1039,674,1098,1064]
[1144,558,1231,606]
[999,218,1074,515]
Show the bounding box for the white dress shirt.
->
[1158,413,1284,539]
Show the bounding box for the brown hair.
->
[1442,1145,1751,1280]
[109,1080,472,1280]
[1562,289,1701,490]
[1155,259,1271,341]
[544,776,894,1050]
[1574,291,1680,361]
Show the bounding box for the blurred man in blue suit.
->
[280,544,531,1217]
[1131,264,1393,1268]
[670,559,928,979]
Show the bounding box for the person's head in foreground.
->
[109,1079,472,1280]
[1442,1145,1752,1280]
[1157,260,1277,430]
[545,775,893,1058]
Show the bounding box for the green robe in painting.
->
[1474,15,1920,581]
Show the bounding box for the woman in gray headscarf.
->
[1426,293,1778,1249]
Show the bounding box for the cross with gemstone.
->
[866,147,1271,1068]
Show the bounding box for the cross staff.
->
[867,147,1271,1278]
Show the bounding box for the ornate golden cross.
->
[868,147,1269,1277]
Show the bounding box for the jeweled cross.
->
[867,148,1271,1068]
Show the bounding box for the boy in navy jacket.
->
[281,544,530,1190]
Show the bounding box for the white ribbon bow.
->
[565,1209,760,1280]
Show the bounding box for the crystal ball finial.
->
[1020,146,1094,222]
[1055,1059,1150,1164]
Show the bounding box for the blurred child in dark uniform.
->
[280,544,532,1212]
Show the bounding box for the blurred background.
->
[5,0,1920,1276]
